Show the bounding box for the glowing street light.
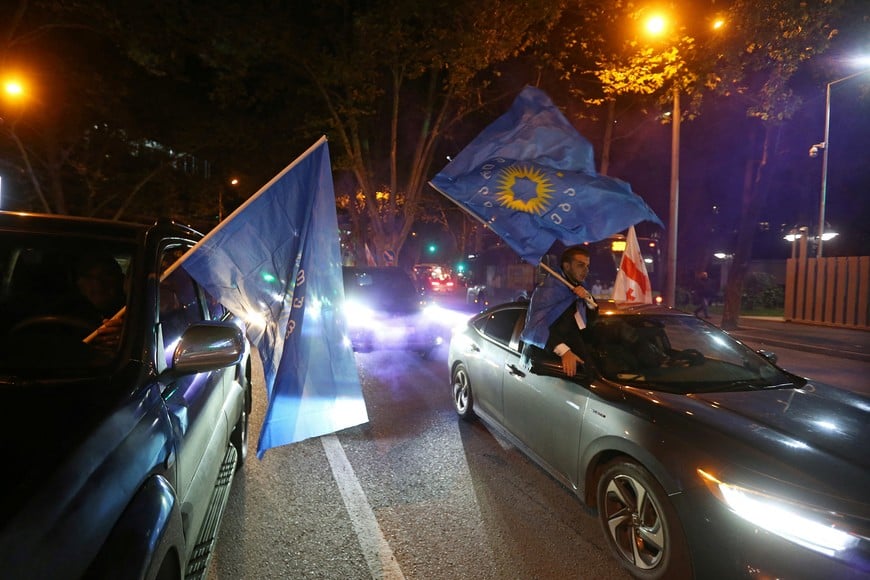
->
[644,15,667,36]
[2,75,29,107]
[4,80,24,98]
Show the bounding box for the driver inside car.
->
[68,252,127,352]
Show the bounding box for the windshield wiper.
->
[726,379,796,391]
[690,379,796,393]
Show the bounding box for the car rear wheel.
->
[596,459,692,580]
[451,364,474,420]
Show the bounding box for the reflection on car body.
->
[0,211,251,579]
[448,300,870,580]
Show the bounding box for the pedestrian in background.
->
[693,271,714,319]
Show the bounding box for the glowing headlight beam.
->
[698,469,859,556]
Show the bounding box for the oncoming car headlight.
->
[344,299,376,327]
[698,469,861,557]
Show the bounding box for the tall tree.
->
[115,0,567,262]
[715,0,843,330]
[292,0,567,263]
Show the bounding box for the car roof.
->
[489,299,687,318]
[0,211,203,242]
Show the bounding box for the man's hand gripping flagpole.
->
[539,261,597,308]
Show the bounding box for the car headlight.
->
[698,469,861,557]
[344,299,376,327]
[423,302,442,319]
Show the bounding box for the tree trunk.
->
[599,98,616,176]
[720,122,776,330]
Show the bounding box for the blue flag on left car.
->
[429,85,663,264]
[177,136,368,458]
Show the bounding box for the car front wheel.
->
[230,360,252,470]
[596,459,692,580]
[451,364,474,420]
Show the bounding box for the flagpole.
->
[163,135,329,280]
[87,137,331,344]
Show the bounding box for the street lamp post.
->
[638,12,724,306]
[665,86,680,307]
[814,68,870,258]
[2,77,30,211]
[640,14,681,307]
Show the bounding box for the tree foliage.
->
[712,0,843,329]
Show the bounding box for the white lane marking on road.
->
[321,434,406,580]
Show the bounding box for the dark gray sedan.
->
[448,301,869,580]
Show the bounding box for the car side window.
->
[481,308,522,346]
[203,287,229,321]
[158,247,206,364]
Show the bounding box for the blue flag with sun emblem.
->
[429,86,662,264]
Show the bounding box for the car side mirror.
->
[163,321,246,380]
[756,349,778,365]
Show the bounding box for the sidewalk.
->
[705,314,870,363]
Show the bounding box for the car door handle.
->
[506,363,525,377]
[468,344,480,353]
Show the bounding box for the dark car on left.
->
[0,211,252,580]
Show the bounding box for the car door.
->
[502,318,589,487]
[465,307,524,425]
[157,244,231,547]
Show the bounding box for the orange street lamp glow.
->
[644,15,667,37]
[3,79,25,98]
[711,17,726,31]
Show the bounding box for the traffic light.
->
[427,243,437,254]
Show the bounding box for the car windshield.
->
[586,314,801,394]
[0,231,136,372]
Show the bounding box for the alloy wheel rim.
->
[603,473,665,571]
[453,371,468,412]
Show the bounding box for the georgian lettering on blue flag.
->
[429,85,662,265]
[175,136,368,458]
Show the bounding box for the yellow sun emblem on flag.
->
[495,165,554,215]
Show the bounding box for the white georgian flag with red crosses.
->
[612,225,653,304]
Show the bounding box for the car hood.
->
[640,380,870,505]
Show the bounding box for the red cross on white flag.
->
[612,225,653,304]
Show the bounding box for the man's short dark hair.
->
[560,245,590,268]
[76,251,122,278]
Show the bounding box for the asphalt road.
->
[209,345,630,580]
[208,307,869,580]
